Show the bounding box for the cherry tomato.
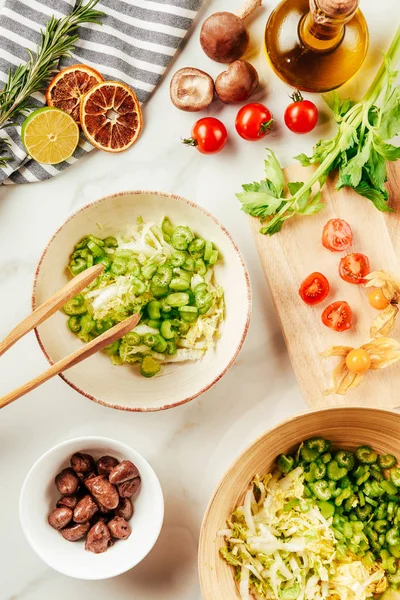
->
[339,253,370,285]
[322,219,353,252]
[183,117,227,154]
[284,91,318,134]
[235,103,274,141]
[368,288,390,310]
[299,272,330,306]
[346,348,371,374]
[321,301,353,332]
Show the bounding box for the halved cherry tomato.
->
[299,272,330,305]
[339,253,370,285]
[368,288,390,310]
[346,348,371,374]
[183,117,227,154]
[322,219,353,252]
[321,301,353,332]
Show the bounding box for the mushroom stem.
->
[236,0,263,21]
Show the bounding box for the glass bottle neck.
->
[299,0,359,52]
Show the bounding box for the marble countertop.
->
[0,0,398,598]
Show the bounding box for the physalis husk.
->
[322,337,400,395]
[365,271,400,337]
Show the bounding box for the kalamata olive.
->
[109,460,139,485]
[61,521,91,542]
[118,476,141,498]
[73,495,98,523]
[57,494,80,510]
[48,506,73,530]
[85,475,119,510]
[97,456,119,476]
[70,453,95,474]
[108,516,132,540]
[55,468,80,496]
[85,521,113,554]
[83,471,97,485]
[115,498,133,520]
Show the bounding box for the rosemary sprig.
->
[0,0,104,166]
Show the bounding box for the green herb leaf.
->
[242,180,276,195]
[236,191,283,219]
[294,153,312,167]
[287,182,304,196]
[354,181,393,212]
[337,132,372,188]
[373,137,400,162]
[264,149,284,197]
[323,92,355,121]
[366,146,387,190]
[378,86,400,138]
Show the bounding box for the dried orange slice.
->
[46,64,104,124]
[80,81,143,153]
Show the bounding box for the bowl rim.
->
[198,405,400,596]
[32,189,252,413]
[19,435,164,580]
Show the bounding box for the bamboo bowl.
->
[198,407,400,599]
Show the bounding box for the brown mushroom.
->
[170,67,214,112]
[215,60,259,103]
[200,0,263,64]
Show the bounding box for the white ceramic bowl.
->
[20,437,164,580]
[33,191,251,411]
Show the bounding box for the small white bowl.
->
[33,190,251,411]
[19,437,164,580]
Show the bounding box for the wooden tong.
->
[0,264,140,409]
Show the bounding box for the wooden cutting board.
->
[249,161,400,408]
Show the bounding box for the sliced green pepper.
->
[143,333,158,347]
[167,292,190,307]
[67,316,81,333]
[310,480,332,501]
[355,505,373,520]
[356,446,378,465]
[318,500,335,519]
[104,236,118,248]
[63,294,87,316]
[171,226,195,251]
[390,468,400,487]
[69,257,88,276]
[277,454,294,474]
[152,335,167,353]
[142,262,158,280]
[188,238,205,258]
[335,450,355,470]
[387,527,400,546]
[166,339,177,355]
[327,460,348,481]
[160,320,175,340]
[124,332,141,345]
[152,264,173,287]
[140,355,160,377]
[378,454,397,469]
[170,251,187,267]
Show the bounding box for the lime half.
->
[22,107,79,164]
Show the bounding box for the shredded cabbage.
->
[220,468,386,600]
[78,218,224,369]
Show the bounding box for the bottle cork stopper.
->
[317,0,359,17]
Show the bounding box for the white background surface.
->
[0,0,399,598]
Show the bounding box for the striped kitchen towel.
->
[0,0,202,184]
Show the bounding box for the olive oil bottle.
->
[264,0,369,92]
